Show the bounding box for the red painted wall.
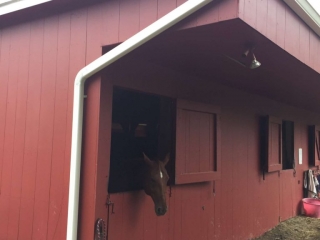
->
[0,0,320,239]
[101,58,317,239]
[0,1,237,239]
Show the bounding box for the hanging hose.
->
[95,218,106,240]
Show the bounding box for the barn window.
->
[308,125,320,166]
[175,99,221,184]
[108,88,174,193]
[282,121,295,170]
[261,117,296,172]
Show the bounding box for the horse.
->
[142,152,170,216]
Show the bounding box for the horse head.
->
[142,153,170,216]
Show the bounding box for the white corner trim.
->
[283,0,320,37]
[0,0,52,16]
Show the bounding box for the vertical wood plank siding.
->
[2,26,21,239]
[239,0,320,74]
[47,14,71,240]
[17,21,44,240]
[0,0,320,239]
[0,1,235,238]
[7,24,30,240]
[32,16,58,240]
[103,58,317,240]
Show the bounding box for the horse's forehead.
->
[150,161,167,176]
[159,162,167,173]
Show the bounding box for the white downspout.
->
[66,0,212,239]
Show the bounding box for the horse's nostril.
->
[156,207,167,215]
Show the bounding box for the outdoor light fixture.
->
[250,53,261,69]
[242,45,261,69]
[223,44,261,69]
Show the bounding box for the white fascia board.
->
[283,0,320,37]
[0,0,12,5]
[0,0,52,16]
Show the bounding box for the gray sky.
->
[308,0,320,15]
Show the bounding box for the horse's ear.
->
[143,152,153,166]
[163,153,170,166]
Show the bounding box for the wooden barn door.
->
[279,170,295,222]
[106,191,171,240]
[105,86,173,240]
[106,185,215,240]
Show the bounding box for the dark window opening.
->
[317,131,320,160]
[308,125,320,166]
[108,88,174,193]
[282,121,294,170]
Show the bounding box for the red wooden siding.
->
[47,13,71,240]
[17,21,44,239]
[1,0,320,239]
[239,0,320,74]
[0,1,235,239]
[267,116,283,172]
[102,57,318,240]
[175,0,238,29]
[3,25,26,240]
[269,121,281,166]
[0,28,10,237]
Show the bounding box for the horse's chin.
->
[155,211,167,216]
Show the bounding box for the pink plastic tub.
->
[302,198,320,218]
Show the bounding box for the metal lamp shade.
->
[250,54,261,69]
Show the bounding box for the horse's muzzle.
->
[155,206,167,216]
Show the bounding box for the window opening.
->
[108,88,174,193]
[316,131,320,160]
[282,120,294,170]
[309,125,320,166]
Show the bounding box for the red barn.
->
[1,0,320,239]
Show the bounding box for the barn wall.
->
[2,0,320,239]
[238,0,320,74]
[0,14,75,240]
[102,57,318,240]
[0,0,239,239]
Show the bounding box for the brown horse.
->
[142,153,170,216]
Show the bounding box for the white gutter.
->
[0,0,52,16]
[66,0,212,239]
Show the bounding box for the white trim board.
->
[0,0,52,16]
[0,0,13,5]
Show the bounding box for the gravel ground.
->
[254,216,320,240]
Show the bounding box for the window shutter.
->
[309,125,320,166]
[263,116,282,172]
[175,99,221,184]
